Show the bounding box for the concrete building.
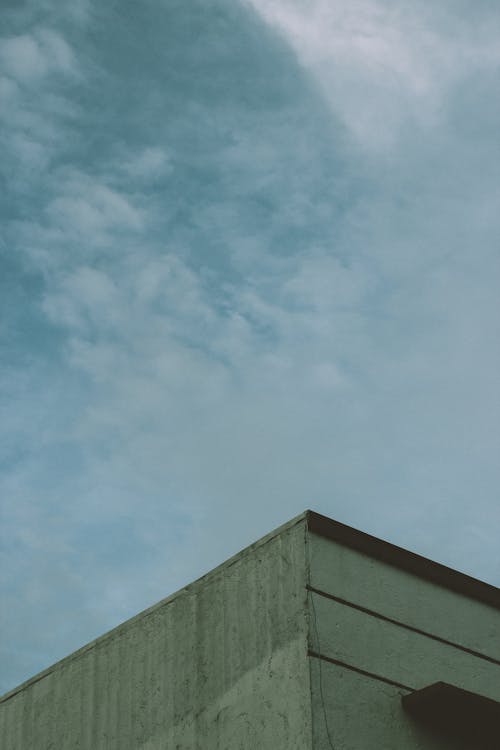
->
[1,510,499,749]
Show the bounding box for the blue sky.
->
[1,0,500,694]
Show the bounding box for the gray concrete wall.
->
[0,514,311,750]
[307,531,500,749]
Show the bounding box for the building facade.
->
[1,510,499,748]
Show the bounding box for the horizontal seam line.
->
[308,650,415,692]
[307,584,500,667]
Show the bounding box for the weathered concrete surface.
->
[0,514,311,750]
[308,530,500,749]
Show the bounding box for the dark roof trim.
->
[307,511,500,611]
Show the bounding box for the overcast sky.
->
[1,0,500,694]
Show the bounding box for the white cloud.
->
[0,24,81,203]
[245,0,500,149]
[120,147,172,180]
[0,34,49,80]
[43,267,119,333]
[9,133,50,170]
[0,28,77,82]
[0,74,18,104]
[47,172,144,239]
[37,28,77,75]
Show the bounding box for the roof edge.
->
[307,511,500,611]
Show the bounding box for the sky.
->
[1,0,499,694]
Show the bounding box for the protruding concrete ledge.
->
[307,510,500,611]
[402,681,500,746]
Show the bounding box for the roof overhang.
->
[307,510,500,610]
[402,682,500,746]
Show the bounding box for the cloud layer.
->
[1,0,499,693]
